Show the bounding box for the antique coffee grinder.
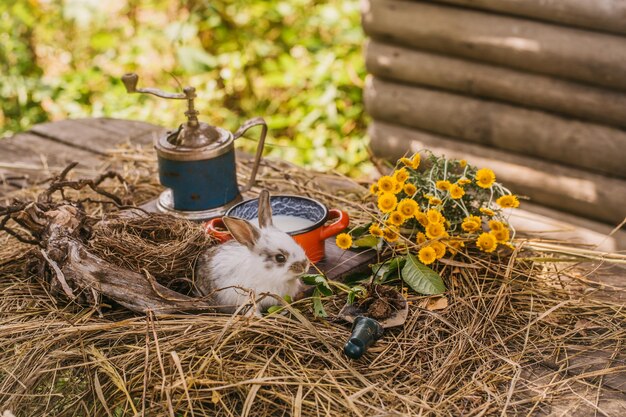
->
[122,73,267,220]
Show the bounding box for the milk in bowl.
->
[212,194,350,263]
[250,215,315,233]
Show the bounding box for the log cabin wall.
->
[362,0,626,225]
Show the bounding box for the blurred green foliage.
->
[0,0,369,175]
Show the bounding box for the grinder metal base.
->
[141,189,243,222]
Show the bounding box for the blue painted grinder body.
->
[158,150,239,211]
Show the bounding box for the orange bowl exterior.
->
[293,229,326,263]
[204,208,349,263]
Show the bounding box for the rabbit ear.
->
[257,190,273,228]
[223,217,260,249]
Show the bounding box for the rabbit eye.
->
[275,254,287,264]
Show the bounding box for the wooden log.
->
[366,40,626,130]
[362,0,626,91]
[368,120,626,225]
[365,77,626,178]
[427,0,626,36]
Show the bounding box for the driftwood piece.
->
[365,76,626,178]
[428,0,626,36]
[1,166,214,316]
[58,240,212,314]
[362,0,626,91]
[368,120,626,225]
[366,40,626,130]
[37,205,212,314]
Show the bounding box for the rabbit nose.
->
[290,260,309,274]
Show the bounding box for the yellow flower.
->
[416,232,427,245]
[400,157,413,167]
[429,241,446,259]
[403,183,417,196]
[369,183,379,195]
[397,198,419,218]
[377,176,396,194]
[459,159,467,168]
[436,180,451,191]
[394,168,409,183]
[496,194,520,209]
[415,212,429,227]
[418,246,437,265]
[457,178,472,186]
[383,227,399,242]
[446,239,465,255]
[387,211,406,226]
[488,220,505,231]
[377,193,398,213]
[461,215,482,232]
[394,180,404,193]
[369,224,383,237]
[426,222,445,239]
[480,207,495,216]
[426,209,443,224]
[428,197,442,206]
[449,184,465,199]
[490,227,510,243]
[475,168,496,189]
[476,232,497,253]
[336,233,352,250]
[410,153,421,169]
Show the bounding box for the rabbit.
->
[195,190,310,315]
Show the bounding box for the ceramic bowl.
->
[205,194,349,263]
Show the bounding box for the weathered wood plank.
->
[362,0,626,91]
[522,364,626,416]
[510,203,626,253]
[369,120,626,227]
[365,76,626,178]
[554,343,626,393]
[316,240,377,281]
[427,0,626,36]
[366,40,626,130]
[29,118,164,154]
[72,117,163,143]
[0,133,105,199]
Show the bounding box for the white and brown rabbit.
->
[195,190,310,314]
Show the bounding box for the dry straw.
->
[0,152,624,416]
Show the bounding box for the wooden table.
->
[0,117,375,282]
[2,118,625,415]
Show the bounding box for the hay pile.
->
[0,154,625,416]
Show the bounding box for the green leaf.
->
[301,274,325,286]
[266,305,283,315]
[371,257,406,283]
[349,222,372,238]
[352,235,379,248]
[312,288,327,318]
[302,274,332,296]
[316,281,333,297]
[401,254,446,295]
[383,257,406,280]
[346,285,367,305]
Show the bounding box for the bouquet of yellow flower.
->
[335,151,520,295]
